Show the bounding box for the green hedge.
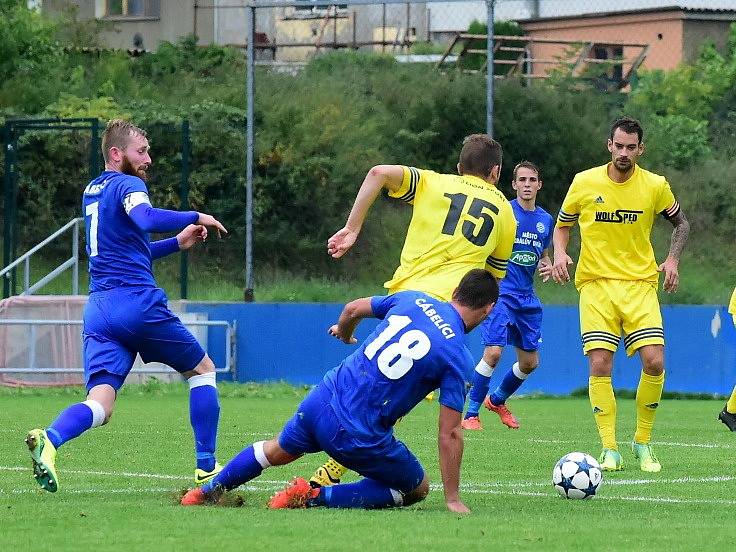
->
[1,4,735,293]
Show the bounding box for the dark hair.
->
[513,160,540,181]
[102,119,147,163]
[610,116,644,144]
[452,269,499,309]
[458,134,503,179]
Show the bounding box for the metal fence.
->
[197,1,736,70]
[0,118,246,299]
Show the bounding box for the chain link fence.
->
[196,1,736,82]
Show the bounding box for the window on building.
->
[593,44,623,84]
[106,0,160,17]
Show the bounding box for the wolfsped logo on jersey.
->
[594,209,644,224]
[510,250,538,266]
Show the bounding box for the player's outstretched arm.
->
[438,405,469,514]
[328,297,374,344]
[538,249,553,282]
[196,212,228,238]
[658,210,690,293]
[149,225,207,260]
[551,226,574,285]
[327,165,404,259]
[176,224,207,250]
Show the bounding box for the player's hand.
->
[446,500,470,514]
[538,259,553,282]
[551,253,573,285]
[196,213,228,238]
[176,224,207,250]
[328,324,357,344]
[657,256,679,293]
[327,227,359,259]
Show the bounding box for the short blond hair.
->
[101,119,147,163]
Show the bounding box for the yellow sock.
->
[634,371,665,444]
[309,458,348,486]
[589,376,617,450]
[727,386,736,414]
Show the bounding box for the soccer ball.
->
[552,452,603,499]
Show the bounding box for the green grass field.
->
[1,384,734,551]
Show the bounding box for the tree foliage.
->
[1,6,734,285]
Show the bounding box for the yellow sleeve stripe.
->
[662,201,680,219]
[557,210,578,223]
[486,255,508,271]
[397,167,419,203]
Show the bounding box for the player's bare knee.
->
[641,353,664,376]
[588,349,613,377]
[263,438,300,466]
[519,360,538,374]
[403,477,430,506]
[191,354,215,375]
[483,348,501,367]
[183,355,215,378]
[86,385,116,426]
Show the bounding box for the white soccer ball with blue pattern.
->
[552,452,603,499]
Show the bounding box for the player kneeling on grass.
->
[181,269,498,513]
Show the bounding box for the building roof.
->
[520,5,736,24]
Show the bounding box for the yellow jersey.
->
[729,287,735,320]
[556,163,679,289]
[384,166,516,302]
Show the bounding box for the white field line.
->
[0,428,275,438]
[526,438,733,449]
[3,482,736,506]
[3,465,734,488]
[2,427,731,450]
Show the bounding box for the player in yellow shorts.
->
[308,134,517,487]
[552,117,690,472]
[718,287,736,431]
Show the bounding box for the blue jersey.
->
[500,200,553,296]
[322,291,473,443]
[82,171,156,292]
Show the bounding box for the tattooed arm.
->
[658,210,690,293]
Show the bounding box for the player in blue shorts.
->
[25,119,228,492]
[462,162,553,430]
[180,269,498,513]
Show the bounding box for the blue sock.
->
[312,478,399,509]
[490,362,529,406]
[189,374,220,472]
[202,444,267,493]
[465,361,493,419]
[46,403,94,449]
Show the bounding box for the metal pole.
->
[426,7,430,42]
[9,132,19,296]
[353,10,357,49]
[406,2,410,51]
[24,257,29,293]
[72,218,79,294]
[382,3,386,53]
[180,120,190,300]
[486,0,495,137]
[244,6,255,302]
[2,124,12,299]
[90,118,100,178]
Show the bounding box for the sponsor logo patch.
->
[595,209,643,224]
[510,250,539,266]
